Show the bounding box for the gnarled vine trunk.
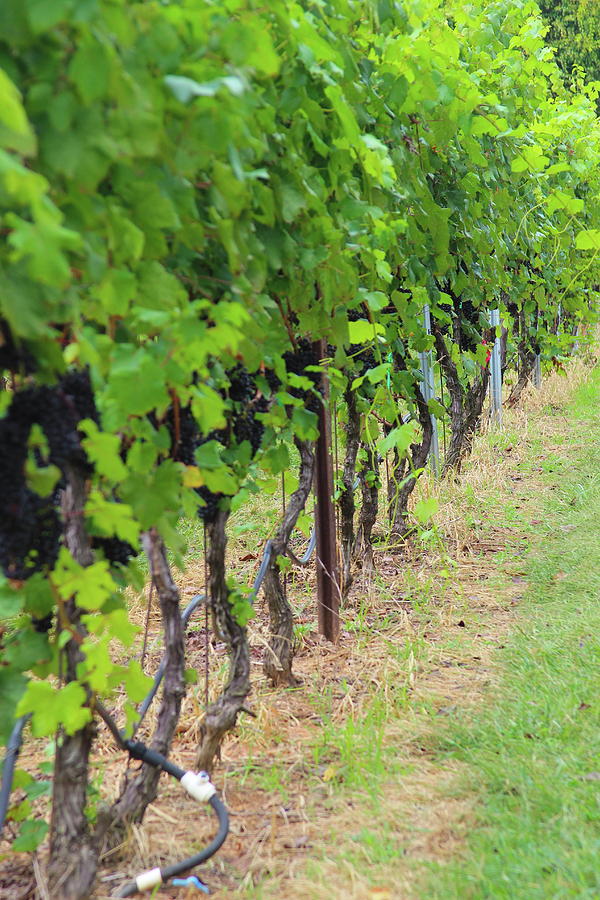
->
[48,465,97,900]
[263,440,315,686]
[339,385,360,595]
[507,308,537,406]
[354,442,379,574]
[196,507,250,772]
[431,321,491,474]
[96,528,186,851]
[388,371,433,540]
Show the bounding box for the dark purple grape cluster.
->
[282,339,322,414]
[162,368,270,524]
[232,395,269,454]
[0,369,98,580]
[31,612,54,633]
[354,347,377,374]
[94,537,136,567]
[160,404,218,523]
[0,491,61,580]
[164,403,201,466]
[227,365,255,403]
[264,368,282,393]
[196,485,222,523]
[0,320,36,375]
[459,299,481,353]
[59,369,100,424]
[34,387,88,472]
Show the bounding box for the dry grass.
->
[1,356,596,900]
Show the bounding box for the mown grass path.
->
[426,367,600,898]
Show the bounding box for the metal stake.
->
[489,308,502,425]
[313,338,340,643]
[533,354,542,389]
[419,305,440,475]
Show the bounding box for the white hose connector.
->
[135,867,162,892]
[180,770,216,803]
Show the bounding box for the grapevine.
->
[0,0,598,896]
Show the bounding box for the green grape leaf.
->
[427,398,447,419]
[11,819,49,853]
[25,460,61,497]
[203,466,239,495]
[4,630,50,672]
[575,230,600,251]
[80,420,128,483]
[348,320,384,343]
[0,670,27,743]
[379,424,414,455]
[17,681,92,737]
[291,408,319,441]
[0,579,24,618]
[195,441,223,470]
[85,491,140,544]
[123,659,153,703]
[360,290,388,311]
[414,497,439,524]
[0,69,36,154]
[26,0,74,32]
[54,550,115,611]
[69,36,111,104]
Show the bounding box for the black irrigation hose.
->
[159,795,229,880]
[248,538,273,601]
[123,739,186,781]
[298,526,317,565]
[0,714,30,836]
[90,705,230,897]
[115,795,229,897]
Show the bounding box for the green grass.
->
[426,368,600,899]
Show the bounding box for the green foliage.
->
[538,0,600,84]
[0,0,598,863]
[228,584,255,628]
[17,681,92,737]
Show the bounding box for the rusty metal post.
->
[313,338,340,643]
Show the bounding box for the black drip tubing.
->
[123,739,185,781]
[115,795,229,897]
[0,715,29,835]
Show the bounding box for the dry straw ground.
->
[0,358,593,900]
